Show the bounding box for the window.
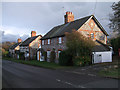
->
[100,35,105,40]
[90,33,94,39]
[48,39,50,44]
[58,37,62,44]
[42,40,44,45]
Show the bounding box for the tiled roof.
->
[20,35,39,46]
[9,42,21,50]
[41,15,108,40]
[92,40,110,52]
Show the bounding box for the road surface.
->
[2,60,118,88]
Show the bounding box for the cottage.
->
[20,31,42,60]
[9,38,22,59]
[38,11,112,63]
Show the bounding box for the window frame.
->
[58,37,62,44]
[42,40,44,45]
[48,39,50,44]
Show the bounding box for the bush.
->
[110,36,120,55]
[50,49,56,62]
[19,52,25,60]
[73,56,84,66]
[84,56,91,65]
[73,56,91,66]
[59,50,73,66]
[43,51,47,61]
[65,30,95,57]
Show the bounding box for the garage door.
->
[94,54,102,63]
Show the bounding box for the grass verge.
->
[99,67,120,79]
[2,57,73,70]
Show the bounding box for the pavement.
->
[2,60,119,88]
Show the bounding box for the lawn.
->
[2,57,73,69]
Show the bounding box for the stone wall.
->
[78,18,107,44]
[41,36,67,62]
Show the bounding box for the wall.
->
[20,46,29,53]
[29,36,42,59]
[41,36,67,61]
[78,18,107,44]
[15,45,20,50]
[93,51,112,63]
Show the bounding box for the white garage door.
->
[94,54,102,63]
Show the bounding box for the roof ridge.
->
[50,15,92,29]
[73,15,92,22]
[9,42,22,49]
[20,35,40,46]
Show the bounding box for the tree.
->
[110,36,120,55]
[65,30,95,57]
[1,41,16,57]
[2,41,15,51]
[61,30,95,66]
[109,1,120,34]
[1,48,8,57]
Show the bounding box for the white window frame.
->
[59,37,62,44]
[42,40,44,45]
[48,39,50,44]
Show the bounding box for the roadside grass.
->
[98,56,120,79]
[99,67,120,79]
[2,56,120,79]
[2,57,74,69]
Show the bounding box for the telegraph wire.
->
[93,0,97,15]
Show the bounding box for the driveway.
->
[2,60,118,88]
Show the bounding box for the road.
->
[2,60,118,88]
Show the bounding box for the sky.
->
[1,2,114,42]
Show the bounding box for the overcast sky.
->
[1,2,114,42]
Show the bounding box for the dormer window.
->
[48,39,50,44]
[58,37,62,44]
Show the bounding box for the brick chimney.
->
[64,11,74,24]
[17,38,22,43]
[31,31,36,37]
